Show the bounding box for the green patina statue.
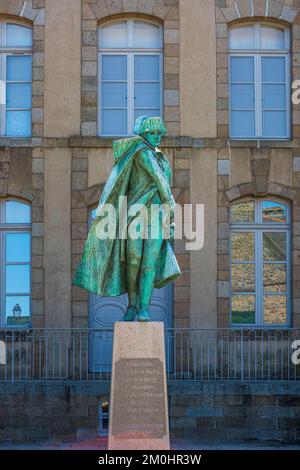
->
[72,116,181,322]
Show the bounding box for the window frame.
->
[0,198,32,328]
[229,22,291,140]
[229,197,291,328]
[0,19,33,137]
[98,17,164,137]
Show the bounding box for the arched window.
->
[229,23,290,139]
[98,18,163,136]
[0,199,32,327]
[0,19,32,137]
[230,198,290,326]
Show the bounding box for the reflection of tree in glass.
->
[231,201,255,223]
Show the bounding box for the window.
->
[98,398,109,437]
[0,200,32,327]
[229,23,290,139]
[98,18,163,136]
[0,19,32,137]
[230,198,290,326]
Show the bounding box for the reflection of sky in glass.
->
[6,265,30,294]
[6,296,30,317]
[6,201,31,223]
[6,233,30,262]
[6,24,32,47]
[262,201,286,223]
[91,208,97,220]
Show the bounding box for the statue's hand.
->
[168,195,176,210]
[169,222,175,242]
[163,220,175,242]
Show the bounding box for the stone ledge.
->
[228,139,298,149]
[0,138,42,147]
[0,380,299,396]
[1,136,298,149]
[69,136,205,148]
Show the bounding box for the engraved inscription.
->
[111,358,166,439]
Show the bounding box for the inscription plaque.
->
[111,358,166,439]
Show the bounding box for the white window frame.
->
[0,199,32,328]
[0,19,32,137]
[229,197,291,328]
[98,18,163,137]
[229,23,290,140]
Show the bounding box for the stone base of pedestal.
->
[108,322,170,450]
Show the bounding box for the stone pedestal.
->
[108,322,170,450]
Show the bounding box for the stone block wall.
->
[169,382,300,443]
[0,381,299,444]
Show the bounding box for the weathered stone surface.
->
[221,5,239,22]
[34,8,45,25]
[218,159,230,176]
[267,0,283,18]
[164,90,180,106]
[280,6,299,23]
[109,322,170,450]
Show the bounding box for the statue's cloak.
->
[72,136,181,296]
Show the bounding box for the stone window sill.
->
[228,139,297,148]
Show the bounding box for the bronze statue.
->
[73,116,181,322]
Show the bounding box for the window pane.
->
[134,55,159,80]
[6,84,32,109]
[101,55,127,80]
[261,26,285,50]
[6,233,30,263]
[5,296,31,326]
[6,110,31,137]
[134,83,160,107]
[231,84,254,109]
[231,295,255,324]
[264,264,286,293]
[231,232,255,262]
[229,26,255,49]
[231,264,255,292]
[263,232,286,261]
[231,201,255,223]
[262,201,287,224]
[261,57,285,82]
[262,84,286,109]
[102,82,127,107]
[6,24,32,47]
[134,109,160,122]
[6,55,32,81]
[101,110,127,135]
[100,22,127,48]
[262,111,286,138]
[5,201,31,223]
[263,295,287,324]
[6,265,30,294]
[231,110,255,137]
[230,57,254,82]
[133,21,162,48]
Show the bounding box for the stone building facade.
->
[1,0,300,443]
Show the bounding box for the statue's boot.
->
[137,310,150,322]
[123,305,138,321]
